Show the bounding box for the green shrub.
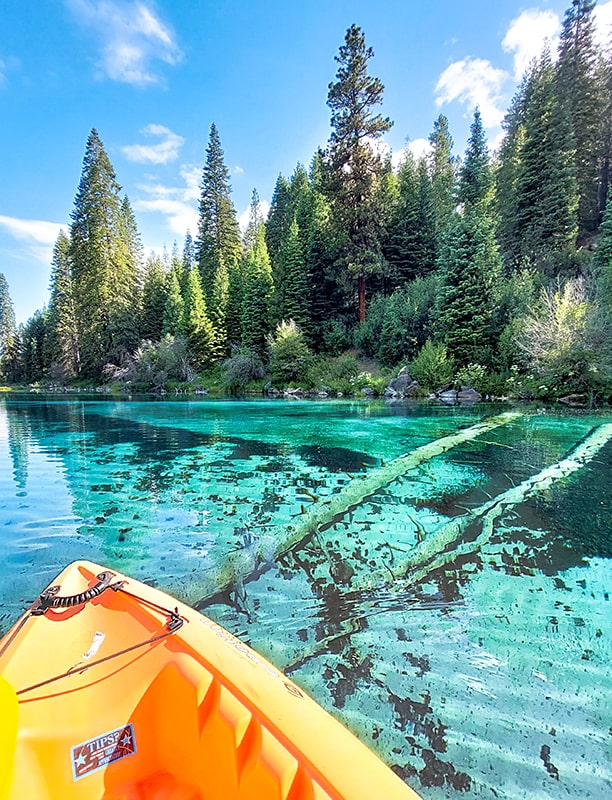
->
[222,349,265,393]
[409,339,455,391]
[103,334,193,391]
[268,321,312,383]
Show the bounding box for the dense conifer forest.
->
[1,1,611,402]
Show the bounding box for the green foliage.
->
[46,230,80,378]
[180,267,215,369]
[386,153,436,284]
[517,277,612,396]
[428,114,456,242]
[241,224,274,359]
[355,276,437,366]
[515,51,579,272]
[436,205,501,367]
[409,339,455,390]
[20,310,48,382]
[140,254,168,342]
[103,335,193,392]
[458,109,492,206]
[594,187,612,312]
[321,318,352,355]
[557,0,605,236]
[163,268,184,336]
[0,272,17,377]
[269,320,312,382]
[69,129,141,377]
[196,123,242,306]
[326,24,393,320]
[222,349,265,393]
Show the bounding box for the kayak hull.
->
[0,561,422,800]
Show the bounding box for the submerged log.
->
[275,411,522,558]
[170,411,522,606]
[356,422,612,591]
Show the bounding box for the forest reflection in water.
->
[0,394,610,800]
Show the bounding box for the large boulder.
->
[385,368,420,399]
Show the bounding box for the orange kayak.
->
[0,561,422,800]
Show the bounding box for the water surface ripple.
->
[0,395,610,800]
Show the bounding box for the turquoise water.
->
[0,394,610,799]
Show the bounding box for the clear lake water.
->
[0,394,610,799]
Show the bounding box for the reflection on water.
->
[0,394,610,800]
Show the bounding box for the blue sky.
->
[1,0,611,324]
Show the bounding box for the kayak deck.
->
[0,561,422,800]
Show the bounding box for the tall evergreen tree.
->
[46,230,80,377]
[437,115,502,366]
[0,272,17,378]
[458,109,492,206]
[163,268,184,336]
[496,75,530,272]
[196,123,242,313]
[325,24,393,321]
[180,266,215,368]
[266,174,293,323]
[515,50,579,272]
[386,153,435,285]
[241,225,274,359]
[594,186,612,311]
[281,218,311,334]
[243,188,265,252]
[20,310,48,383]
[305,152,339,351]
[141,254,168,341]
[428,114,456,243]
[69,129,141,375]
[557,0,605,235]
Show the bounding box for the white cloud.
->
[133,166,199,237]
[435,57,508,128]
[121,124,184,164]
[0,215,65,267]
[66,0,181,85]
[502,9,561,80]
[594,1,612,48]
[233,165,244,175]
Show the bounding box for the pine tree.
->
[437,118,502,367]
[496,75,530,272]
[436,207,501,367]
[515,50,579,272]
[266,174,293,323]
[20,310,48,382]
[557,0,605,235]
[325,24,393,321]
[282,218,311,334]
[46,230,80,377]
[163,268,184,336]
[69,129,141,375]
[458,109,492,207]
[428,114,456,243]
[386,153,435,285]
[141,254,168,341]
[305,154,339,351]
[180,266,215,369]
[241,225,274,359]
[594,186,612,311]
[243,189,265,252]
[0,272,17,378]
[196,123,242,304]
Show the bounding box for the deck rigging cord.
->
[0,570,184,697]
